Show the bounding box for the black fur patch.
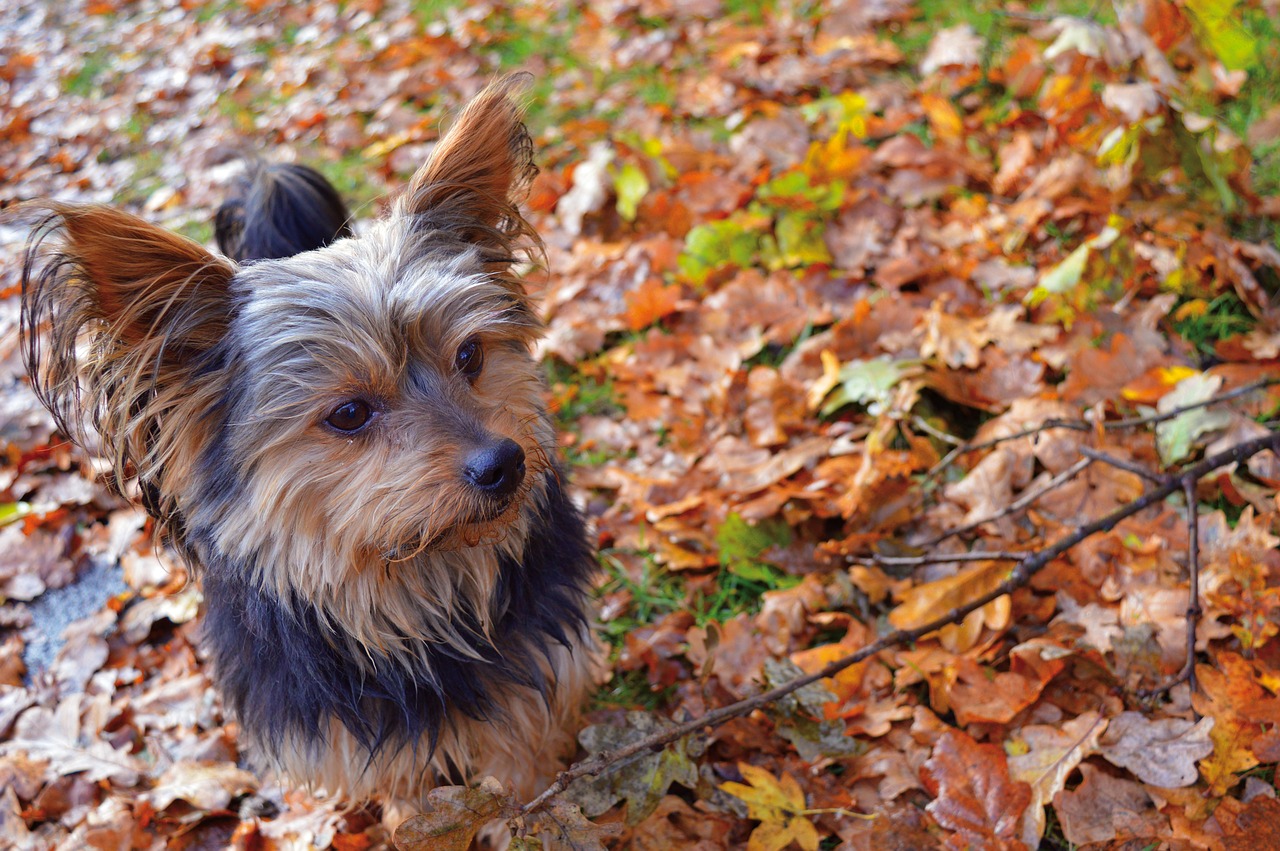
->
[196,472,594,767]
[215,162,353,263]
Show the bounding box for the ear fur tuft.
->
[395,74,540,264]
[21,202,236,547]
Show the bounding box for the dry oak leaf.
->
[921,729,1031,851]
[1007,711,1107,847]
[1221,795,1280,851]
[1193,653,1280,795]
[519,796,621,850]
[393,777,512,851]
[0,695,141,786]
[719,763,821,851]
[146,760,258,813]
[1097,711,1214,788]
[888,560,1011,654]
[942,646,1065,727]
[1051,762,1166,846]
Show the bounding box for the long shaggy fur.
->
[20,74,596,807]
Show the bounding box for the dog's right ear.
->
[394,74,538,264]
[21,203,236,503]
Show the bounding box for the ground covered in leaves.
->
[2,0,1280,848]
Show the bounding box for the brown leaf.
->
[2,695,142,786]
[1222,795,1280,851]
[1052,762,1165,846]
[147,761,258,813]
[393,778,511,851]
[921,729,1032,851]
[1008,711,1107,846]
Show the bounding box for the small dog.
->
[21,75,596,810]
[214,160,352,262]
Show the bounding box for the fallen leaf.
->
[393,778,511,851]
[1008,711,1107,846]
[1097,712,1214,787]
[921,729,1031,851]
[720,763,821,851]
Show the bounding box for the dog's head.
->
[22,75,550,606]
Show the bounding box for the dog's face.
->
[209,222,555,590]
[22,76,550,608]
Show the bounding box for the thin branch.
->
[911,415,965,446]
[1079,447,1168,485]
[851,550,1028,567]
[518,430,1280,818]
[923,455,1094,547]
[1107,377,1278,429]
[925,377,1278,482]
[1138,477,1203,702]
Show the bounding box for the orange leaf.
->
[624,278,682,331]
[922,729,1032,850]
[920,93,964,145]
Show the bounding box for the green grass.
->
[316,150,382,217]
[177,219,213,245]
[591,668,676,711]
[64,49,111,97]
[111,150,166,208]
[542,358,624,475]
[1170,292,1256,359]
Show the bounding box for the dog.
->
[21,74,597,814]
[214,160,353,262]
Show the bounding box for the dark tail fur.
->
[214,162,352,262]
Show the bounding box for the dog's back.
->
[214,161,351,262]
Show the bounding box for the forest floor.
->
[2,0,1280,848]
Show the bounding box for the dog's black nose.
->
[463,438,526,498]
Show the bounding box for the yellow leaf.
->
[888,561,1010,652]
[721,763,822,851]
[363,130,413,159]
[1172,300,1209,322]
[806,350,843,411]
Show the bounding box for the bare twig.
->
[1079,447,1168,485]
[518,430,1280,818]
[1107,378,1278,429]
[923,455,1094,547]
[851,550,1028,567]
[925,377,1278,482]
[911,415,965,446]
[1138,477,1203,702]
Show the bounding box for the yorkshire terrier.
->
[21,75,596,814]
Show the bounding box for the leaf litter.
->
[2,0,1280,848]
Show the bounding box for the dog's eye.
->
[455,338,484,379]
[325,399,374,433]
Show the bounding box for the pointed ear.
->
[31,204,237,349]
[394,73,539,258]
[21,202,236,502]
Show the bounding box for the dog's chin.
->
[387,496,525,559]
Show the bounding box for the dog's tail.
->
[214,161,352,262]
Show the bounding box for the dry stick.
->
[923,455,1094,547]
[1079,446,1168,485]
[925,376,1279,483]
[518,429,1280,819]
[1140,477,1203,700]
[853,551,1028,567]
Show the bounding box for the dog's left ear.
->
[395,74,538,260]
